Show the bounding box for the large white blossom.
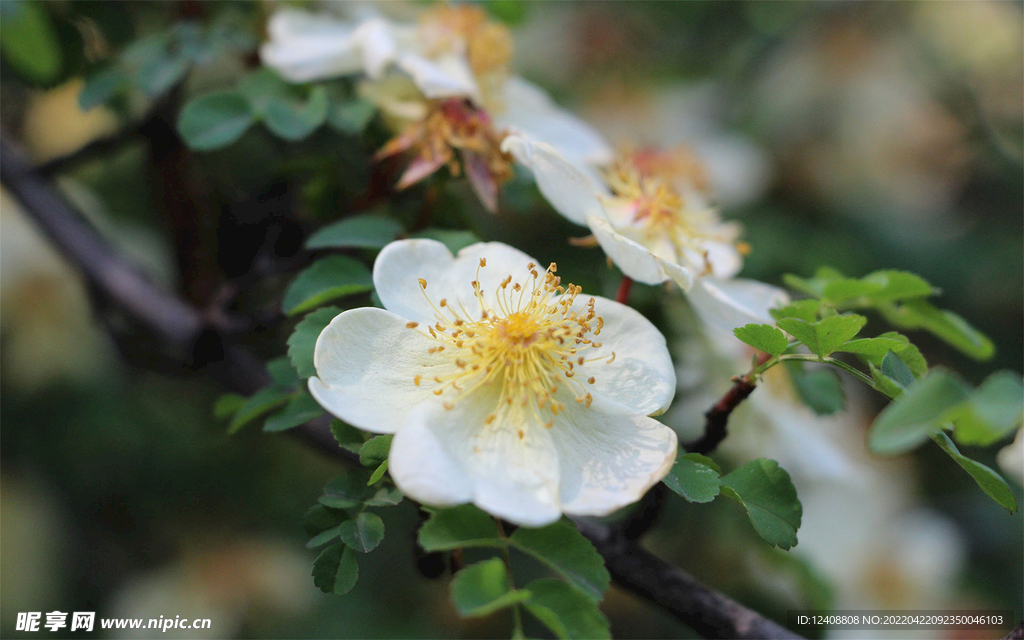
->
[260,5,611,167]
[308,239,678,526]
[503,135,788,332]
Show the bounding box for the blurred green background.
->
[1,1,1021,638]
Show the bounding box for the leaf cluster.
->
[418,505,612,639]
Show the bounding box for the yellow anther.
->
[406,321,419,329]
[440,298,447,307]
[588,377,596,384]
[414,375,422,386]
[479,258,487,267]
[419,278,428,289]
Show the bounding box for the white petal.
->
[396,52,480,100]
[373,239,538,326]
[587,215,695,288]
[570,295,676,415]
[687,277,789,332]
[502,136,608,226]
[392,392,562,526]
[703,240,742,279]
[308,306,447,432]
[388,415,474,507]
[551,395,677,516]
[260,11,364,83]
[496,76,613,166]
[356,18,399,79]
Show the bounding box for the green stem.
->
[749,352,884,397]
[494,518,524,638]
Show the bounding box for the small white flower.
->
[997,427,1023,486]
[259,5,611,168]
[503,135,788,331]
[308,239,678,526]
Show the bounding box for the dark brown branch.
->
[1,137,203,352]
[686,376,758,455]
[1,137,801,639]
[575,518,801,640]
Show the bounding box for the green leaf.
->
[228,386,293,434]
[791,367,845,415]
[364,486,403,507]
[177,91,255,151]
[306,213,404,250]
[776,314,867,358]
[79,65,128,110]
[417,504,504,551]
[783,268,844,299]
[266,356,301,388]
[304,504,347,537]
[879,299,994,360]
[306,524,344,549]
[733,324,789,356]
[366,459,389,485]
[282,256,372,317]
[946,372,1024,446]
[137,49,189,97]
[320,472,373,509]
[720,459,802,550]
[869,363,906,400]
[339,512,385,553]
[409,229,482,254]
[837,332,927,378]
[329,419,365,454]
[524,579,611,640]
[287,306,342,378]
[932,433,1017,513]
[359,435,393,467]
[880,351,915,389]
[663,453,721,503]
[868,370,971,455]
[769,299,820,322]
[263,393,324,432]
[213,393,245,420]
[263,85,329,140]
[237,67,289,112]
[327,97,376,134]
[854,270,935,303]
[451,559,530,618]
[312,543,359,595]
[509,520,610,601]
[0,1,61,84]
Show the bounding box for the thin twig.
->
[686,376,758,455]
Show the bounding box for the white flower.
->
[259,5,611,168]
[308,239,678,526]
[998,427,1023,485]
[503,135,788,331]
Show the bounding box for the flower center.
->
[418,5,513,80]
[407,260,610,430]
[602,150,743,269]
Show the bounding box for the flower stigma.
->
[408,259,612,431]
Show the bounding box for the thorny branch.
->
[1,135,801,640]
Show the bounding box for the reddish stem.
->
[615,276,633,305]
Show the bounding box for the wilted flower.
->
[260,5,611,210]
[503,135,787,331]
[308,239,678,526]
